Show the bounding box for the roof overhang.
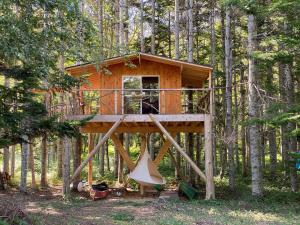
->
[66,53,212,84]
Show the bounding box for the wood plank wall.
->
[79,59,182,115]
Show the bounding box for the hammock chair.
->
[128,148,166,186]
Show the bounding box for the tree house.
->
[66,53,215,199]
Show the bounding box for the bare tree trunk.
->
[140,0,145,52]
[174,0,180,59]
[248,14,263,197]
[73,136,82,189]
[234,71,239,172]
[119,0,124,53]
[175,134,181,179]
[225,5,235,191]
[105,140,110,171]
[20,135,29,193]
[99,134,105,176]
[187,0,193,63]
[97,0,104,58]
[10,145,15,177]
[57,54,64,179]
[210,0,217,175]
[29,142,36,187]
[114,141,119,178]
[124,0,129,52]
[3,76,10,174]
[63,136,70,196]
[124,133,130,173]
[151,0,155,54]
[40,134,48,188]
[115,0,120,55]
[118,134,124,183]
[240,69,247,177]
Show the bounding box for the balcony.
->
[64,88,211,116]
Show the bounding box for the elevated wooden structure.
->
[65,53,215,199]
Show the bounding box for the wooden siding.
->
[79,59,182,114]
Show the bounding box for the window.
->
[123,76,159,114]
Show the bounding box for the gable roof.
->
[66,53,212,83]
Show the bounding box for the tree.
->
[224,3,235,191]
[248,13,263,197]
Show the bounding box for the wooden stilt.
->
[149,114,207,183]
[204,115,215,199]
[88,134,94,186]
[71,115,125,183]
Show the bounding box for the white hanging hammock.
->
[128,149,166,186]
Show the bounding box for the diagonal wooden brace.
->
[71,115,126,183]
[149,114,207,183]
[153,133,176,166]
[111,134,135,171]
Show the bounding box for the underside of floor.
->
[68,114,206,133]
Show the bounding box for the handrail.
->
[73,88,212,91]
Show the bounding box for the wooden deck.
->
[68,114,206,133]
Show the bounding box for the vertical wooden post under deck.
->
[204,70,215,199]
[88,134,94,186]
[205,116,215,199]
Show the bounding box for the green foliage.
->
[0,0,96,147]
[111,212,135,222]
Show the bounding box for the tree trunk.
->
[151,0,155,54]
[119,0,124,53]
[29,142,36,187]
[115,0,120,55]
[3,76,10,174]
[224,5,235,191]
[97,0,104,58]
[124,133,130,173]
[40,134,48,188]
[174,0,180,59]
[240,69,247,177]
[175,134,181,179]
[187,0,193,63]
[105,140,110,171]
[20,135,29,193]
[99,134,105,176]
[63,136,71,196]
[248,14,263,196]
[124,0,129,51]
[114,140,119,178]
[10,145,15,177]
[73,136,82,189]
[118,134,124,183]
[210,0,217,175]
[140,0,145,52]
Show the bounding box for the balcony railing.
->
[52,88,211,116]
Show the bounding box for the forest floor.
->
[0,183,300,225]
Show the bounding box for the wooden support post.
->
[205,115,215,199]
[63,136,71,196]
[149,114,207,183]
[111,134,135,171]
[153,133,176,166]
[88,134,94,186]
[140,134,146,156]
[71,115,126,183]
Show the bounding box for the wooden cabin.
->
[66,53,215,199]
